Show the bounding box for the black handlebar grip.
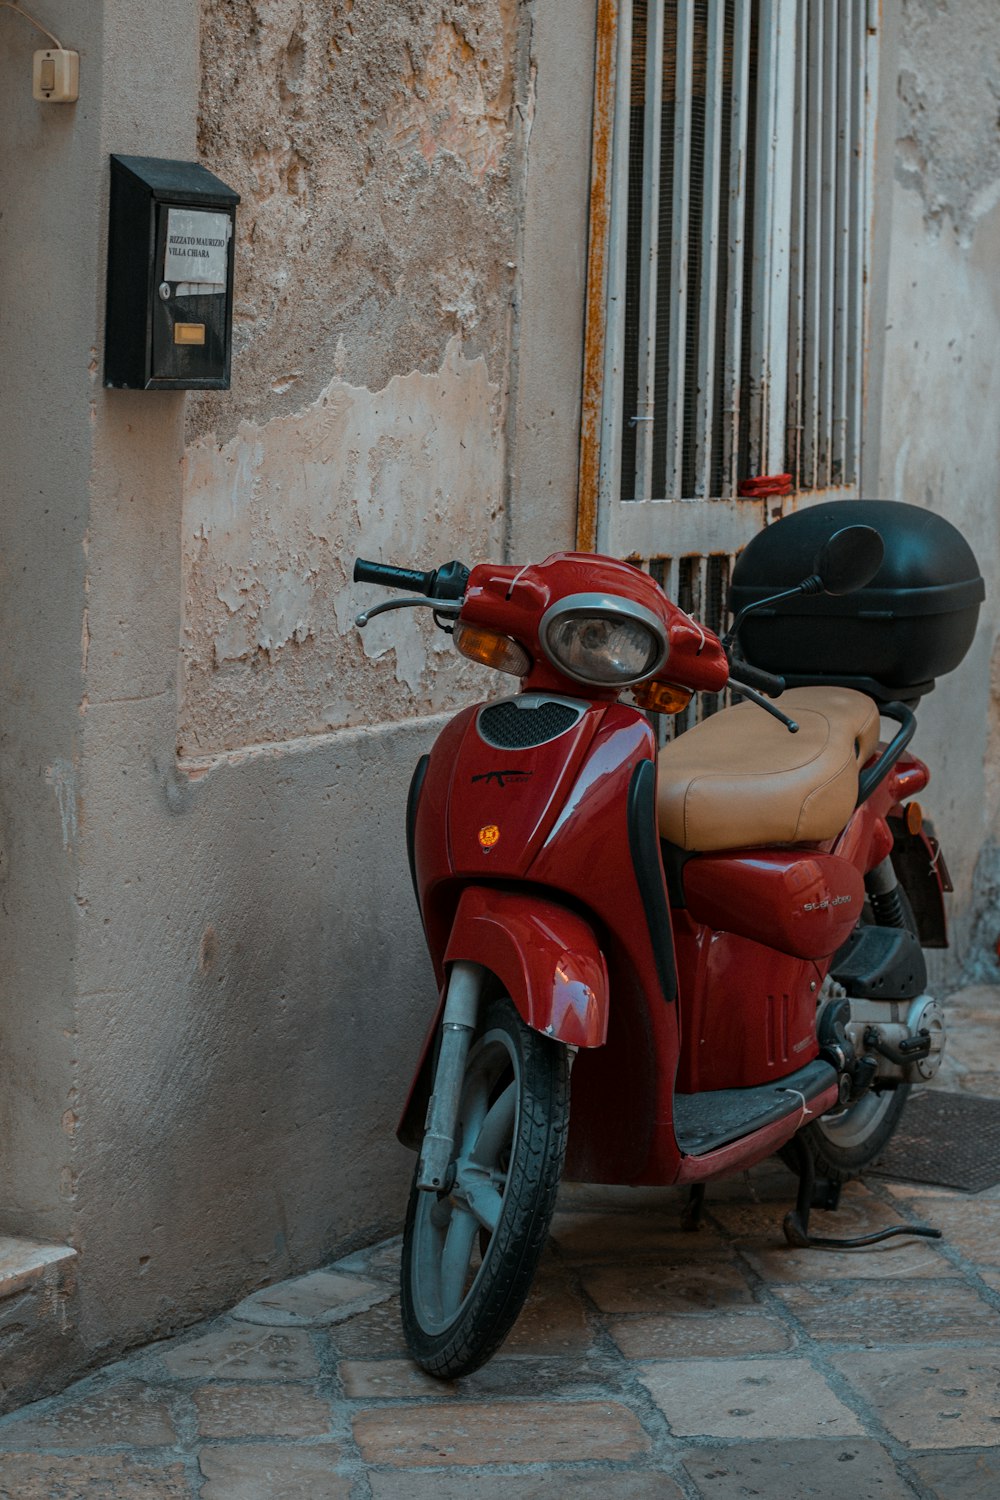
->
[353,558,437,594]
[729,659,786,697]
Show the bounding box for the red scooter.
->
[354,500,982,1378]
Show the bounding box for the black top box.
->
[729,500,985,704]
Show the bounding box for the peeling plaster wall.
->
[183,0,526,752]
[192,0,522,445]
[878,0,1000,975]
[181,340,502,754]
[0,0,593,1405]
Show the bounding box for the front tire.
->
[401,995,570,1378]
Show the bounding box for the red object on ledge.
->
[739,472,793,498]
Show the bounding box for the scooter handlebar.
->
[727,658,786,698]
[353,558,437,594]
[354,557,471,602]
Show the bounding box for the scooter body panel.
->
[671,915,825,1093]
[407,695,685,1182]
[683,849,865,961]
[402,654,944,1187]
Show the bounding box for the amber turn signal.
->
[905,802,924,835]
[454,621,531,677]
[631,680,693,714]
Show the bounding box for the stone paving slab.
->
[679,1437,914,1499]
[0,1452,189,1499]
[495,1274,593,1354]
[160,1327,319,1381]
[352,1398,652,1466]
[367,1472,682,1500]
[549,1209,727,1257]
[198,1443,349,1500]
[638,1356,865,1440]
[231,1269,391,1327]
[907,1447,1000,1496]
[191,1383,333,1439]
[607,1308,796,1359]
[2,982,999,1499]
[0,1380,177,1450]
[580,1254,758,1314]
[831,1347,1000,1449]
[774,1277,1000,1343]
[870,1194,1000,1267]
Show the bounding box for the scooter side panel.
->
[683,850,865,960]
[671,912,824,1092]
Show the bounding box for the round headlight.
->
[539,594,667,686]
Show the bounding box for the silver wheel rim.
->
[815,1087,898,1152]
[409,1024,520,1335]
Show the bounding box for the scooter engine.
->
[817,988,947,1105]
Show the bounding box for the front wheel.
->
[401,995,570,1378]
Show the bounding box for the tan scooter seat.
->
[657,687,881,851]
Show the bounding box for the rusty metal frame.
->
[578,0,880,556]
[577,0,621,552]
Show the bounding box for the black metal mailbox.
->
[104,155,240,390]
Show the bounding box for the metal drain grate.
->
[870,1091,1000,1194]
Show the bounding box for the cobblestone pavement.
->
[1,986,999,1499]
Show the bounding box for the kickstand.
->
[681,1183,705,1231]
[782,1135,942,1250]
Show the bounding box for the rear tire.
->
[400,995,570,1378]
[787,891,918,1184]
[796,1076,910,1183]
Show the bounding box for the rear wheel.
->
[401,995,570,1378]
[801,1072,910,1182]
[789,893,918,1183]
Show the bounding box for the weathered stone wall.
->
[182,0,525,755]
[0,0,569,1410]
[880,0,1000,977]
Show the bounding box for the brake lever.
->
[730,679,799,733]
[355,595,463,628]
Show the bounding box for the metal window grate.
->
[785,0,868,490]
[633,551,734,744]
[617,0,872,504]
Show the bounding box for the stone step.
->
[0,1235,77,1300]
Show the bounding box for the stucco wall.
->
[82,0,530,1362]
[0,0,90,1255]
[0,0,597,1406]
[878,0,1000,978]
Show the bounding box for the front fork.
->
[416,961,483,1192]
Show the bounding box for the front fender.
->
[397,886,609,1151]
[444,886,609,1048]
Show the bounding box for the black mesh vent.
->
[477,700,582,750]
